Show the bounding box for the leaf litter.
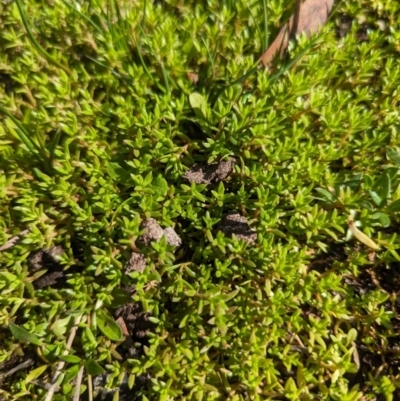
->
[260,0,335,67]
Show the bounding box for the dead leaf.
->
[115,317,130,337]
[260,0,335,67]
[187,71,199,84]
[352,341,360,370]
[367,252,376,263]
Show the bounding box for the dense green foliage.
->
[1,0,400,400]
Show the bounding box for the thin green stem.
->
[0,105,41,157]
[262,0,268,50]
[16,0,70,73]
[62,0,103,34]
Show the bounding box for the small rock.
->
[138,219,181,247]
[213,158,235,182]
[139,218,165,246]
[124,253,146,274]
[163,227,182,247]
[183,158,235,184]
[219,213,257,244]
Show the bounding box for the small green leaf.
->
[85,359,105,375]
[110,288,131,308]
[96,309,123,341]
[347,328,358,345]
[371,212,390,227]
[387,147,400,167]
[193,190,206,202]
[223,288,239,302]
[315,188,335,202]
[64,363,81,383]
[59,355,82,364]
[151,175,168,195]
[179,314,189,328]
[9,322,43,346]
[25,365,48,383]
[143,171,153,186]
[284,377,297,392]
[128,374,135,389]
[51,316,72,338]
[189,92,209,119]
[369,191,382,207]
[189,92,206,110]
[107,162,129,182]
[386,199,400,212]
[181,347,193,361]
[372,172,391,204]
[203,383,219,392]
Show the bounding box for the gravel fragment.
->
[163,227,182,247]
[219,213,257,244]
[138,218,181,247]
[139,218,164,246]
[124,253,147,274]
[183,158,235,184]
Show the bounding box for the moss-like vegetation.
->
[1,0,400,400]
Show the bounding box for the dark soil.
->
[309,243,348,273]
[343,260,400,390]
[0,350,36,387]
[218,213,257,244]
[336,15,353,38]
[28,246,67,289]
[114,302,155,345]
[93,372,151,401]
[92,303,154,400]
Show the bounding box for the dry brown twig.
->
[0,229,30,252]
[72,365,85,401]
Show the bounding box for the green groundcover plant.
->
[1,0,400,400]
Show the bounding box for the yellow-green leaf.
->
[26,364,48,383]
[348,221,380,251]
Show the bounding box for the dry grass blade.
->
[44,315,82,401]
[260,0,334,67]
[15,0,71,73]
[0,358,34,379]
[0,230,30,252]
[72,366,85,401]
